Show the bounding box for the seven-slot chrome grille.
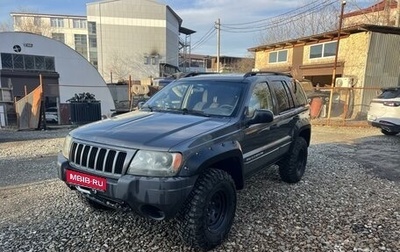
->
[70,142,127,175]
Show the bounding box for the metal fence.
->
[309,86,382,127]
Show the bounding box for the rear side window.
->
[377,88,400,99]
[292,80,308,106]
[270,81,292,113]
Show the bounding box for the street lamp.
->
[327,0,346,122]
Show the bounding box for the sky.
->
[0,0,377,57]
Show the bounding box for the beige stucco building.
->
[248,24,400,119]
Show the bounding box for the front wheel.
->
[177,169,236,250]
[278,137,308,183]
[381,129,399,136]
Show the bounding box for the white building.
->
[0,32,115,125]
[10,0,195,82]
[10,12,89,60]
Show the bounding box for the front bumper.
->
[57,154,197,220]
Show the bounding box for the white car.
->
[367,87,400,135]
[45,107,58,123]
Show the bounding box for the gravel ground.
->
[0,126,399,251]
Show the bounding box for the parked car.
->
[57,72,311,250]
[367,86,400,135]
[45,107,58,123]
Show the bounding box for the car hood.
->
[70,111,231,150]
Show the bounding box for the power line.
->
[222,0,328,26]
[191,28,216,50]
[189,0,339,51]
[221,0,337,32]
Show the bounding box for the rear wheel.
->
[381,129,399,136]
[278,137,308,183]
[177,169,236,250]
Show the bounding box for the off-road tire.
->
[176,169,236,251]
[381,129,399,136]
[278,137,308,183]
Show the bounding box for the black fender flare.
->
[180,140,244,189]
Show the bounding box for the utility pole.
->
[215,18,220,73]
[327,0,346,123]
[396,0,400,27]
[384,0,391,26]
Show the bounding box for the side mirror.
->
[248,109,274,125]
[138,101,145,109]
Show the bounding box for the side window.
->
[248,82,273,116]
[281,81,295,108]
[292,80,308,106]
[270,81,291,113]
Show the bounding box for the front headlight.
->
[62,135,73,159]
[127,150,182,177]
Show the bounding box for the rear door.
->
[266,80,297,155]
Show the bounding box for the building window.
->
[14,16,22,26]
[0,53,55,71]
[52,33,65,43]
[89,52,98,69]
[74,34,88,58]
[1,53,12,68]
[88,22,96,34]
[89,35,97,48]
[50,18,64,28]
[73,19,87,29]
[34,17,41,26]
[310,41,337,59]
[268,50,288,63]
[25,55,35,69]
[13,54,24,69]
[35,56,45,70]
[45,57,55,70]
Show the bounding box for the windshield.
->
[142,80,243,117]
[377,88,400,99]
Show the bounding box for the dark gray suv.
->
[57,72,311,250]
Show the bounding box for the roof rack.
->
[243,71,292,78]
[179,72,218,78]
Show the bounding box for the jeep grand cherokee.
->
[57,72,311,250]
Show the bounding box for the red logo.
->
[66,170,107,192]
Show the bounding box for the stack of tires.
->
[68,93,101,125]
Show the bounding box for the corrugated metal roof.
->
[343,0,398,18]
[248,24,400,52]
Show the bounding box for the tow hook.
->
[76,186,96,195]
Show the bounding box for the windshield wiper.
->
[165,108,210,117]
[182,108,210,117]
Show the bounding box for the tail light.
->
[383,101,400,107]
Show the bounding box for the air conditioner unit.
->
[335,77,353,88]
